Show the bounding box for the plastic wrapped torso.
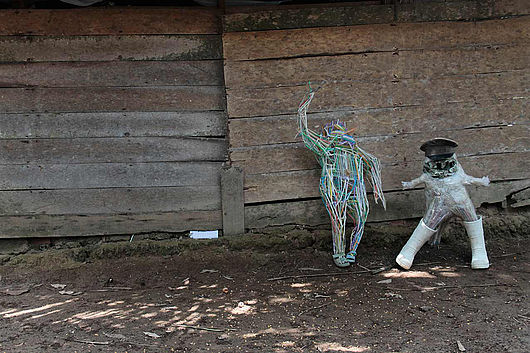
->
[424,167,472,207]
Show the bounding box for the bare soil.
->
[0,233,528,353]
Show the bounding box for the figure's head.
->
[321,120,357,146]
[421,138,459,177]
[420,138,458,161]
[322,120,347,138]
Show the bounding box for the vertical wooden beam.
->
[221,165,245,236]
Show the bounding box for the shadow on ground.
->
[0,226,528,353]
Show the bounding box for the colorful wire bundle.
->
[298,87,386,263]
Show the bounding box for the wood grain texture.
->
[222,1,528,32]
[396,1,493,23]
[0,111,227,139]
[228,99,529,148]
[0,86,225,113]
[0,61,224,88]
[0,35,221,62]
[231,125,530,174]
[221,166,245,236]
[223,16,530,61]
[493,0,530,16]
[0,185,221,216]
[0,137,227,164]
[224,46,530,89]
[0,211,222,238]
[0,162,222,190]
[227,70,529,118]
[245,179,530,228]
[243,152,530,203]
[0,8,220,36]
[223,4,394,32]
[511,187,530,207]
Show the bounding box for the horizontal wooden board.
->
[0,162,222,190]
[225,45,530,89]
[227,71,529,117]
[0,137,227,164]
[223,4,394,32]
[231,125,530,174]
[0,61,224,88]
[395,1,492,23]
[245,179,530,228]
[223,16,530,61]
[0,111,226,139]
[511,187,530,207]
[0,8,220,36]
[493,0,530,16]
[243,152,530,203]
[0,185,221,216]
[229,99,529,148]
[0,86,225,113]
[223,1,529,32]
[0,210,222,238]
[0,35,221,62]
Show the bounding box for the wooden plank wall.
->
[0,8,227,238]
[223,1,530,229]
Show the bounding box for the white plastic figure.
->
[396,138,490,270]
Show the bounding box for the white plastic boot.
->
[464,217,489,269]
[396,219,437,270]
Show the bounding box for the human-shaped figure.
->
[298,89,386,267]
[396,138,490,270]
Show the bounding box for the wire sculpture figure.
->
[297,87,386,267]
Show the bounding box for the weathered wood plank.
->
[231,125,530,174]
[0,186,221,216]
[0,211,223,238]
[223,17,530,61]
[221,166,245,236]
[0,61,224,88]
[0,86,225,113]
[0,137,227,164]
[228,99,529,148]
[0,111,227,139]
[396,1,494,23]
[227,71,529,117]
[223,4,394,32]
[224,45,530,89]
[0,8,220,35]
[0,162,222,190]
[493,0,530,16]
[511,187,530,207]
[222,1,528,32]
[0,35,221,62]
[243,152,530,203]
[245,179,530,228]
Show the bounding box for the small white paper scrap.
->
[143,332,161,339]
[190,230,219,239]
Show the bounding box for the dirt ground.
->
[0,232,528,353]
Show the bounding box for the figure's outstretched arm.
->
[298,90,328,157]
[357,147,386,209]
[455,161,490,186]
[463,174,490,186]
[402,174,426,189]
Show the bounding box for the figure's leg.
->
[345,198,368,263]
[454,201,489,269]
[320,168,350,267]
[330,210,349,267]
[396,197,451,270]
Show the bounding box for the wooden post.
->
[221,165,245,236]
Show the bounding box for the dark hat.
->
[420,138,458,160]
